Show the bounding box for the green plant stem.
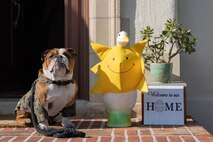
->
[168,41,175,63]
[168,48,183,63]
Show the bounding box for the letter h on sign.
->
[146,102,154,111]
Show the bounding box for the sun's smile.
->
[107,63,135,74]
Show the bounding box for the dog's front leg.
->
[38,104,49,130]
[61,104,76,128]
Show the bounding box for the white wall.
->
[134,0,179,81]
[178,0,213,134]
[135,0,177,42]
[121,0,136,46]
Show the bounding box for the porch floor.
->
[0,117,212,142]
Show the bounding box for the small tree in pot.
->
[141,19,197,83]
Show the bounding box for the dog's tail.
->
[29,80,86,138]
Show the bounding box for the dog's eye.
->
[64,53,72,58]
[49,55,54,59]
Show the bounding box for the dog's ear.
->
[41,49,50,62]
[67,48,77,57]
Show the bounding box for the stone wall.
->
[88,0,121,117]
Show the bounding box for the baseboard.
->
[0,99,142,118]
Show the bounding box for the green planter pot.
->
[103,91,137,127]
[150,63,173,83]
[107,111,131,127]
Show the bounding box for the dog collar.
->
[38,76,74,86]
[52,80,74,85]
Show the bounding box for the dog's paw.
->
[16,118,31,125]
[38,122,48,130]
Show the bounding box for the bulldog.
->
[15,48,77,130]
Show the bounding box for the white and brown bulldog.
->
[15,48,78,130]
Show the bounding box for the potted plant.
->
[141,19,197,83]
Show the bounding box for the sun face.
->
[104,47,137,74]
[90,40,148,94]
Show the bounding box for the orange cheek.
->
[42,58,51,70]
[68,59,75,73]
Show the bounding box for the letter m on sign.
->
[165,103,174,111]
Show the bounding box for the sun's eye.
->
[113,58,115,61]
[126,56,128,60]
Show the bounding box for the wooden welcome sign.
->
[142,83,186,125]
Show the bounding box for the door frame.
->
[64,0,89,100]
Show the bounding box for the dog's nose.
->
[58,55,63,59]
[57,55,64,63]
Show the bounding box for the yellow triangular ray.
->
[90,79,104,94]
[90,43,111,60]
[136,76,148,93]
[90,63,101,73]
[130,40,147,56]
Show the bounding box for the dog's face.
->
[41,48,77,80]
